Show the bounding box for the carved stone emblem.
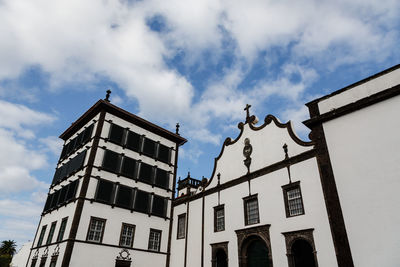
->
[116,248,131,261]
[243,138,252,173]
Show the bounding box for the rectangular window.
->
[282,181,305,217]
[126,131,141,152]
[142,138,156,157]
[57,217,68,242]
[154,169,169,189]
[49,256,58,267]
[39,258,46,267]
[119,223,135,248]
[95,179,115,204]
[177,214,186,239]
[244,195,260,225]
[151,195,166,217]
[133,190,150,213]
[157,144,171,164]
[120,156,136,178]
[37,225,47,247]
[109,124,125,145]
[115,185,133,209]
[65,179,79,201]
[138,162,154,184]
[86,217,106,243]
[214,205,225,232]
[30,259,37,267]
[46,221,57,245]
[148,229,161,251]
[102,150,121,173]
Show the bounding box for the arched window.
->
[216,249,228,267]
[291,239,316,267]
[246,239,270,267]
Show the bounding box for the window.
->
[57,217,68,242]
[30,259,37,267]
[49,256,58,267]
[126,131,141,152]
[37,225,47,247]
[133,190,150,213]
[39,258,46,267]
[109,124,125,145]
[177,214,186,239]
[214,205,225,232]
[157,144,171,164]
[148,229,161,251]
[120,156,136,178]
[65,179,79,201]
[102,150,121,173]
[52,150,87,185]
[154,169,169,189]
[282,181,304,217]
[142,138,156,157]
[46,221,57,245]
[138,162,154,184]
[151,195,167,217]
[95,179,114,203]
[115,185,133,208]
[86,217,106,243]
[119,223,135,247]
[243,195,259,225]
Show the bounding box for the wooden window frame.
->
[214,204,225,232]
[86,217,107,243]
[177,213,186,239]
[148,228,162,252]
[282,181,305,218]
[119,223,136,248]
[243,194,260,226]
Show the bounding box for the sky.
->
[0,0,399,248]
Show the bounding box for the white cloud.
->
[39,136,63,156]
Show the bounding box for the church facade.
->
[26,64,400,267]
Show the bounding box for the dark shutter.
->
[102,150,121,173]
[139,163,153,184]
[74,150,87,172]
[134,190,149,213]
[95,180,114,203]
[82,124,94,144]
[120,156,136,178]
[60,145,68,160]
[115,185,133,208]
[126,131,141,152]
[66,180,79,201]
[68,155,79,174]
[59,164,69,181]
[157,144,170,163]
[76,130,85,148]
[155,168,169,189]
[51,190,60,209]
[109,124,125,145]
[151,195,166,217]
[67,137,77,155]
[58,186,68,205]
[142,138,156,157]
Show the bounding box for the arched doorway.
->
[291,239,316,267]
[216,249,228,267]
[246,239,270,267]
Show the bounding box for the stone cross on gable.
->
[244,104,251,122]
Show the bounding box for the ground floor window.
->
[282,228,318,267]
[211,241,228,267]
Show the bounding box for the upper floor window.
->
[282,181,305,217]
[86,217,106,243]
[243,195,260,225]
[46,221,57,245]
[148,229,162,251]
[37,225,47,247]
[119,223,135,248]
[214,205,225,232]
[57,217,68,242]
[177,214,186,239]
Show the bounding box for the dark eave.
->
[59,99,187,145]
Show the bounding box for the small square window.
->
[177,214,186,239]
[86,217,106,243]
[148,229,162,251]
[214,205,225,232]
[119,223,135,248]
[282,181,305,217]
[243,195,260,225]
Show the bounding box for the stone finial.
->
[176,123,180,135]
[244,104,251,122]
[105,89,111,102]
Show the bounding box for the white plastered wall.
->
[322,94,400,267]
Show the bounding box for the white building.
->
[27,64,400,267]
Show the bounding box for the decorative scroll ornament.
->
[116,248,131,261]
[42,247,49,257]
[33,249,39,259]
[52,245,60,256]
[243,138,253,173]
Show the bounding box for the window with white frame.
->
[119,223,135,247]
[243,195,260,225]
[148,229,162,251]
[282,181,305,217]
[177,214,186,239]
[86,217,106,243]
